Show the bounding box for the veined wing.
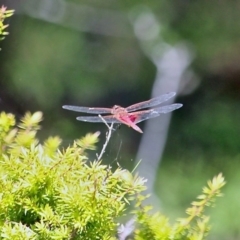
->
[130,103,183,124]
[126,92,176,112]
[62,105,112,114]
[76,115,121,123]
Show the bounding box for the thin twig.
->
[97,115,114,161]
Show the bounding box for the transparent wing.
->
[126,92,176,112]
[62,105,112,114]
[76,115,121,123]
[130,103,183,124]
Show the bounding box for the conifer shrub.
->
[0,6,14,42]
[0,112,225,239]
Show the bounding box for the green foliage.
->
[0,112,146,239]
[0,112,225,239]
[132,174,225,240]
[176,100,240,156]
[0,6,14,41]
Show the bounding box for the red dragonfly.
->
[63,92,182,133]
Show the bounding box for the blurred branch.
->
[130,6,196,207]
[117,218,135,240]
[135,44,192,205]
[15,0,132,37]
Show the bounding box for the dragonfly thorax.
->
[111,105,128,116]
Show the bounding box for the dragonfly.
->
[62,92,183,133]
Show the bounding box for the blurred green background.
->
[1,0,240,239]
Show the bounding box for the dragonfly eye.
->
[112,105,121,111]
